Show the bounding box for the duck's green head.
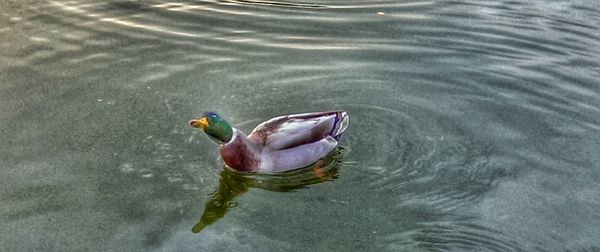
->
[190,112,233,143]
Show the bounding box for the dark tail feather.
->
[331,111,349,140]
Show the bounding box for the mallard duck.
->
[190,111,349,173]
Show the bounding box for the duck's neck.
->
[219,129,261,172]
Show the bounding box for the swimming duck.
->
[190,111,349,173]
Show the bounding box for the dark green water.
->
[1,0,600,251]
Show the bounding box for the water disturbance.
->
[1,0,600,251]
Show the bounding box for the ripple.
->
[385,222,526,251]
[3,0,600,250]
[118,162,135,173]
[139,169,154,178]
[343,103,509,214]
[46,0,433,51]
[221,0,328,9]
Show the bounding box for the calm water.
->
[2,0,600,251]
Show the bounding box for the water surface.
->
[1,0,600,251]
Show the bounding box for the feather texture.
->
[219,111,348,173]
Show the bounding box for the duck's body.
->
[191,111,348,173]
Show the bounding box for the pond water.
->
[2,0,600,251]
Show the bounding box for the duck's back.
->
[248,111,349,151]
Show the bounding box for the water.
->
[1,0,600,251]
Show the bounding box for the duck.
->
[190,111,349,173]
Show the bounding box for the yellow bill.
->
[190,117,209,129]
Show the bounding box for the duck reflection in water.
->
[192,148,344,233]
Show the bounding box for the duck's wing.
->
[248,111,348,151]
[260,136,338,173]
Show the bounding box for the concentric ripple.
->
[384,221,527,252]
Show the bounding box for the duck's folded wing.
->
[249,111,348,151]
[261,136,338,173]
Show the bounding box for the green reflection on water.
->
[192,148,344,233]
